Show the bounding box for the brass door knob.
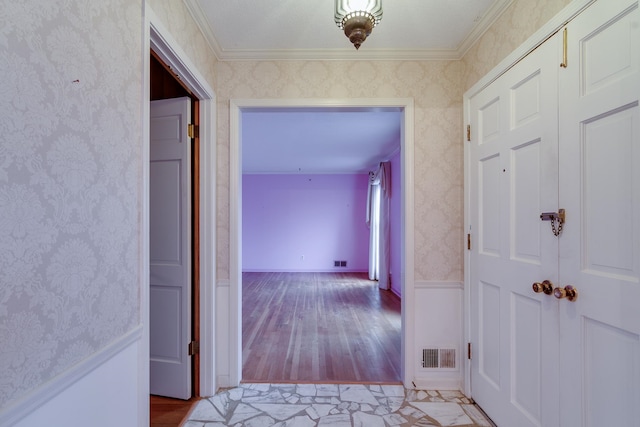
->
[532,280,554,295]
[554,285,578,302]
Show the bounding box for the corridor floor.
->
[183,383,494,426]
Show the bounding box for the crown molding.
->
[183,0,224,60]
[456,0,514,58]
[213,47,462,61]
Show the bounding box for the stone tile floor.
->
[183,383,495,427]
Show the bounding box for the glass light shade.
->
[334,0,383,29]
[334,0,382,49]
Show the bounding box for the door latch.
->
[540,209,565,236]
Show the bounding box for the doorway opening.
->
[229,99,416,388]
[146,15,217,406]
[240,107,402,383]
[149,50,200,399]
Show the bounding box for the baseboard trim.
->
[216,375,231,389]
[414,281,463,290]
[241,269,369,273]
[0,325,143,427]
[412,377,463,391]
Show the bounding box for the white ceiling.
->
[184,0,512,60]
[183,0,513,173]
[242,108,402,174]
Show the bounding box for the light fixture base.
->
[343,15,374,49]
[335,0,382,50]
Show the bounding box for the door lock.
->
[554,285,578,302]
[540,209,565,236]
[532,280,554,295]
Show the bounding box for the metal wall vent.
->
[422,349,439,368]
[421,348,456,369]
[440,349,456,368]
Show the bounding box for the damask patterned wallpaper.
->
[214,60,466,282]
[0,1,142,407]
[462,0,573,90]
[147,0,217,88]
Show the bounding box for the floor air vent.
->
[421,348,456,369]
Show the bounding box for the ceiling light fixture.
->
[334,0,383,50]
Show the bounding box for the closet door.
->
[468,33,561,427]
[558,0,640,425]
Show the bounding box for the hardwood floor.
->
[242,271,402,383]
[150,395,198,427]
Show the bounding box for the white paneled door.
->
[468,0,639,425]
[150,97,192,399]
[558,0,640,425]
[468,32,561,427]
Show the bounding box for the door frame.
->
[229,98,415,387]
[142,3,217,415]
[462,0,596,398]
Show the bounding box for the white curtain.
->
[366,161,391,290]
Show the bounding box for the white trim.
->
[146,3,217,398]
[229,99,243,386]
[414,281,464,290]
[0,326,143,427]
[215,278,231,388]
[148,8,215,100]
[456,0,514,58]
[202,48,463,62]
[198,97,217,397]
[463,100,472,398]
[242,268,369,273]
[400,100,415,388]
[230,98,415,388]
[182,0,225,61]
[412,377,463,392]
[462,0,597,398]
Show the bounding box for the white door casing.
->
[468,33,561,427]
[149,97,192,399]
[558,0,640,425]
[229,98,415,388]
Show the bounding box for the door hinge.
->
[188,123,199,139]
[466,124,471,141]
[188,340,200,356]
[467,342,472,360]
[467,233,471,250]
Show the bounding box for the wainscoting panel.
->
[413,281,464,390]
[4,328,142,427]
[215,279,231,388]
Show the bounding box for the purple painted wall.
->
[242,174,370,272]
[389,150,402,297]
